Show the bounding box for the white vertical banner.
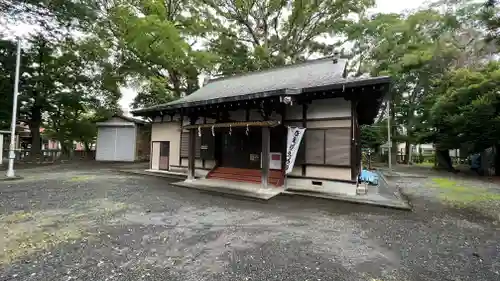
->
[285,127,306,174]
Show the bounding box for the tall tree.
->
[1,0,124,157]
[421,62,500,173]
[347,1,493,165]
[9,33,122,158]
[0,38,16,129]
[89,0,217,109]
[201,0,375,75]
[483,0,500,45]
[40,37,122,156]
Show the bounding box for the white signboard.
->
[269,152,281,170]
[285,127,306,174]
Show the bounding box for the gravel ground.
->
[0,164,499,281]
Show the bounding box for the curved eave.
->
[131,76,391,117]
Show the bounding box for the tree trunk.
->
[84,142,93,160]
[404,140,410,164]
[29,123,42,162]
[60,141,72,160]
[495,144,500,176]
[436,149,456,172]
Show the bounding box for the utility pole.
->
[387,100,392,172]
[6,38,21,178]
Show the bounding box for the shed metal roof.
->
[132,57,390,115]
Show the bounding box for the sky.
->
[2,0,428,112]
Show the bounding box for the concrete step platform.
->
[283,189,411,210]
[116,170,410,208]
[118,169,187,181]
[171,179,282,200]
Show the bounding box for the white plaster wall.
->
[288,166,351,181]
[284,98,351,120]
[307,119,351,128]
[286,177,357,196]
[288,166,302,176]
[306,166,351,181]
[151,121,181,167]
[307,98,351,119]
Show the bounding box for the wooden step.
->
[210,167,281,176]
[209,171,280,178]
[208,174,281,185]
[207,167,284,186]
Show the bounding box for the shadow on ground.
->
[0,164,498,281]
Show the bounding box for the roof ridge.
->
[207,56,346,84]
[113,114,147,124]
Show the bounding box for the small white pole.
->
[0,133,3,165]
[6,38,21,178]
[387,100,392,172]
[408,143,412,166]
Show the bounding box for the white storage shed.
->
[96,115,149,162]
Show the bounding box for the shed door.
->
[151,142,160,170]
[159,142,170,170]
[96,127,115,161]
[114,127,136,161]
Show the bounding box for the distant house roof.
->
[113,115,147,124]
[96,115,148,127]
[132,57,390,115]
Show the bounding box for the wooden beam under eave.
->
[301,103,307,177]
[187,115,198,180]
[261,126,270,188]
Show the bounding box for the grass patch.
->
[3,225,87,263]
[3,211,34,223]
[415,162,435,167]
[0,199,129,265]
[68,175,95,182]
[430,177,500,218]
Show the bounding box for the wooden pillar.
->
[280,104,287,172]
[187,115,197,180]
[261,126,270,188]
[301,103,308,176]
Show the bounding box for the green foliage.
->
[360,123,385,150]
[93,0,219,109]
[424,62,500,153]
[2,0,500,162]
[9,34,122,156]
[0,39,16,129]
[202,0,375,75]
[0,0,123,156]
[348,1,495,160]
[482,0,500,45]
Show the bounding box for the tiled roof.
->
[132,57,389,114]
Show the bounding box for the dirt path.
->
[0,167,499,280]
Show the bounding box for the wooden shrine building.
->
[132,57,390,188]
